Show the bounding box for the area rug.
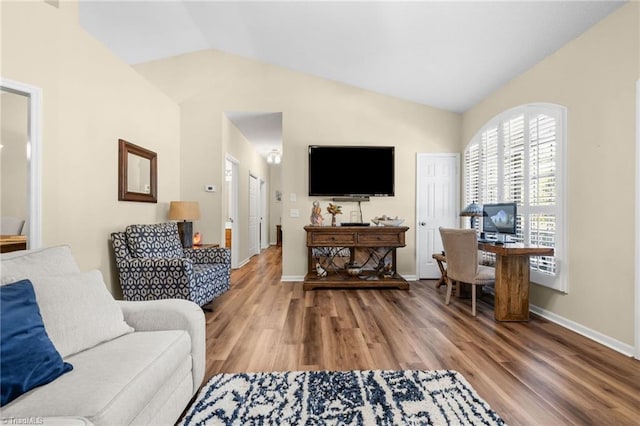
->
[180,369,505,425]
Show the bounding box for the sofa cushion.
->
[0,279,73,406]
[1,331,192,426]
[0,245,81,284]
[24,270,134,358]
[125,223,184,259]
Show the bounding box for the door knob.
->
[420,222,426,226]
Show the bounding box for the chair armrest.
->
[115,257,195,301]
[117,299,205,395]
[184,247,231,265]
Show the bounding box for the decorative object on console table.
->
[169,201,201,248]
[460,201,482,229]
[372,215,404,226]
[326,203,342,226]
[346,263,362,276]
[310,201,324,225]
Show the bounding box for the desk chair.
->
[439,227,495,316]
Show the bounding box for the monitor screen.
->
[308,146,395,197]
[482,202,517,235]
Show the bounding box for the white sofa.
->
[0,246,205,425]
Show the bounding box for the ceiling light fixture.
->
[267,150,282,164]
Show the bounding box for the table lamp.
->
[460,201,482,229]
[169,201,201,248]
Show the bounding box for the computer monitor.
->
[482,202,517,235]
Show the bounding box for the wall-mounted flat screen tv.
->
[308,145,395,197]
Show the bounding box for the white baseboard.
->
[402,274,418,281]
[530,304,635,357]
[234,257,251,269]
[281,275,304,282]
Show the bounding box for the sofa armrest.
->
[116,299,205,395]
[184,247,231,265]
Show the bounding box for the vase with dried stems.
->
[326,203,342,227]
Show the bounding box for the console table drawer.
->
[309,233,356,245]
[357,232,404,246]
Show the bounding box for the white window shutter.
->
[463,104,566,292]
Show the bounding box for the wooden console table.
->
[304,225,409,290]
[478,242,554,321]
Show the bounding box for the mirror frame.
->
[118,139,157,203]
[0,78,42,249]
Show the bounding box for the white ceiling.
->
[225,111,283,157]
[78,0,625,153]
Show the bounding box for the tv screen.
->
[308,146,395,197]
[482,202,517,235]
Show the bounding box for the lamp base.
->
[177,221,193,248]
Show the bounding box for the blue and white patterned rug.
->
[181,369,505,425]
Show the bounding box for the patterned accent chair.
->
[111,222,231,308]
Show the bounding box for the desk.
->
[478,242,554,321]
[0,235,27,253]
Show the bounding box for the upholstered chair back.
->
[124,222,184,259]
[439,227,479,284]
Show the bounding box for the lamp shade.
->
[169,201,201,221]
[460,201,482,217]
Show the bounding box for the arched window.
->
[464,104,567,292]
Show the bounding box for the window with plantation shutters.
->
[464,104,567,292]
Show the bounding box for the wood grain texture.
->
[203,246,640,426]
[303,225,409,290]
[495,254,530,321]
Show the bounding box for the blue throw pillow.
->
[0,279,73,406]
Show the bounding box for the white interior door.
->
[249,174,259,256]
[416,153,459,279]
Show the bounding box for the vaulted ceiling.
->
[78,0,625,154]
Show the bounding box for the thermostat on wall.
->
[204,185,216,192]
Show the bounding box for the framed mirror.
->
[118,139,157,203]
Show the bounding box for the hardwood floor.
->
[204,246,640,425]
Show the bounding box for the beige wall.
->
[269,165,283,245]
[463,3,639,345]
[1,91,29,223]
[1,1,181,295]
[135,49,462,278]
[222,115,270,265]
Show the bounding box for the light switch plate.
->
[290,209,300,218]
[290,193,297,202]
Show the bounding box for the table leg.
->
[435,259,446,288]
[494,254,530,321]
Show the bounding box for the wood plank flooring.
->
[203,246,640,425]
